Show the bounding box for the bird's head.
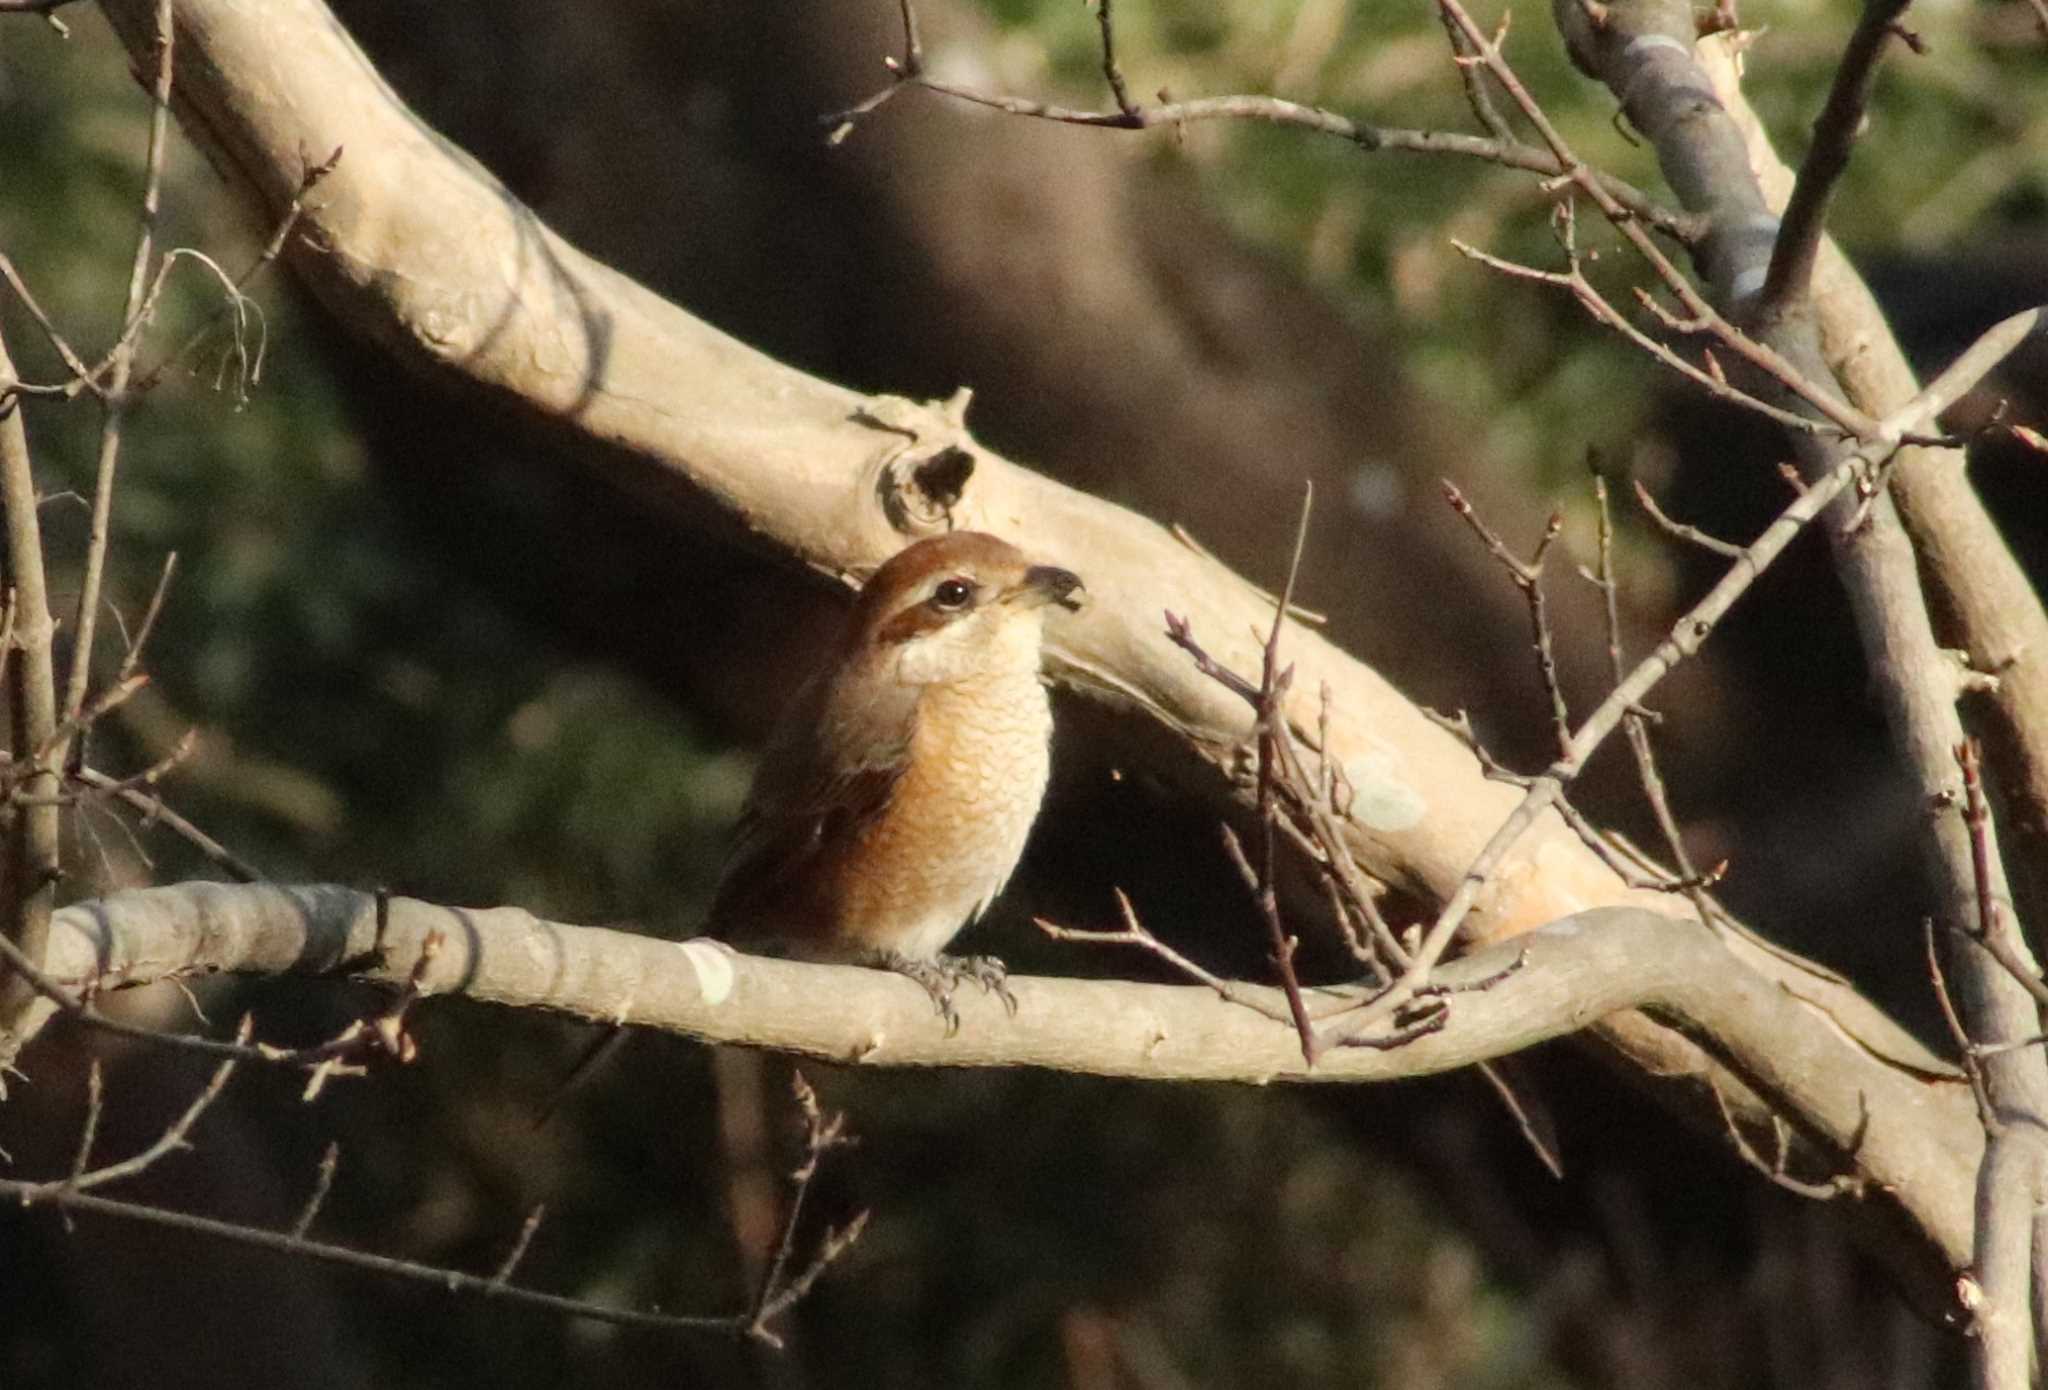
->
[850,532,1084,687]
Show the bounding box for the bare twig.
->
[132,147,342,396]
[40,1024,245,1197]
[0,325,63,1032]
[290,1142,340,1240]
[1440,3,1515,141]
[1926,918,1996,1129]
[490,1206,547,1287]
[747,1070,867,1346]
[113,550,178,684]
[1442,485,1571,758]
[1755,0,1913,319]
[1245,486,1323,1064]
[1037,890,1299,1029]
[822,0,1701,242]
[7,730,198,808]
[75,765,263,882]
[2,673,150,791]
[68,1060,105,1186]
[0,1181,752,1336]
[59,0,176,755]
[1590,475,1726,932]
[1631,478,1745,558]
[0,255,101,398]
[1451,238,1854,442]
[1709,1078,1858,1201]
[1955,741,2048,1014]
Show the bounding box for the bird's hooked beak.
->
[1010,564,1085,613]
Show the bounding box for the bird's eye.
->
[930,577,977,610]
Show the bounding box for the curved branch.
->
[35,882,1957,1117]
[31,882,1983,1306]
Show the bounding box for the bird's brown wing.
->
[706,667,915,942]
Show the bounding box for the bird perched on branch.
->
[707,530,1083,1017]
[541,532,1082,1118]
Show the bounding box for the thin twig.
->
[290,1142,340,1240]
[131,148,342,396]
[821,0,1701,242]
[1709,1078,1858,1200]
[75,766,263,882]
[0,1181,749,1336]
[1037,892,1299,1028]
[1955,740,2048,1012]
[1440,4,1515,141]
[1631,478,1745,558]
[1452,239,1846,440]
[490,1207,547,1287]
[1244,485,1324,1064]
[1442,485,1572,759]
[0,254,101,398]
[41,1024,245,1196]
[1,673,150,790]
[1926,918,1996,1130]
[747,1070,865,1347]
[59,0,176,747]
[1591,472,1726,925]
[1755,0,1913,319]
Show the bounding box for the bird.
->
[704,530,1084,1016]
[539,531,1082,1120]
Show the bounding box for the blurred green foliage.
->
[0,17,741,926]
[990,0,2044,492]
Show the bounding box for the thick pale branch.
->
[35,883,1961,1124]
[30,882,1984,1305]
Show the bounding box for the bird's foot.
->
[948,953,1019,1017]
[864,950,1017,1033]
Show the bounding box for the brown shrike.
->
[542,532,1081,1116]
[706,530,1083,1014]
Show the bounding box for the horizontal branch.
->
[41,882,1616,1081]
[37,883,1976,1199]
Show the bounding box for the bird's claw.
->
[865,950,1017,1034]
[950,953,1020,1017]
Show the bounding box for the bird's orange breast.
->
[831,671,1053,957]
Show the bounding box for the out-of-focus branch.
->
[1754,0,1911,318]
[59,0,176,753]
[821,0,1702,242]
[0,324,63,1059]
[1,1034,866,1341]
